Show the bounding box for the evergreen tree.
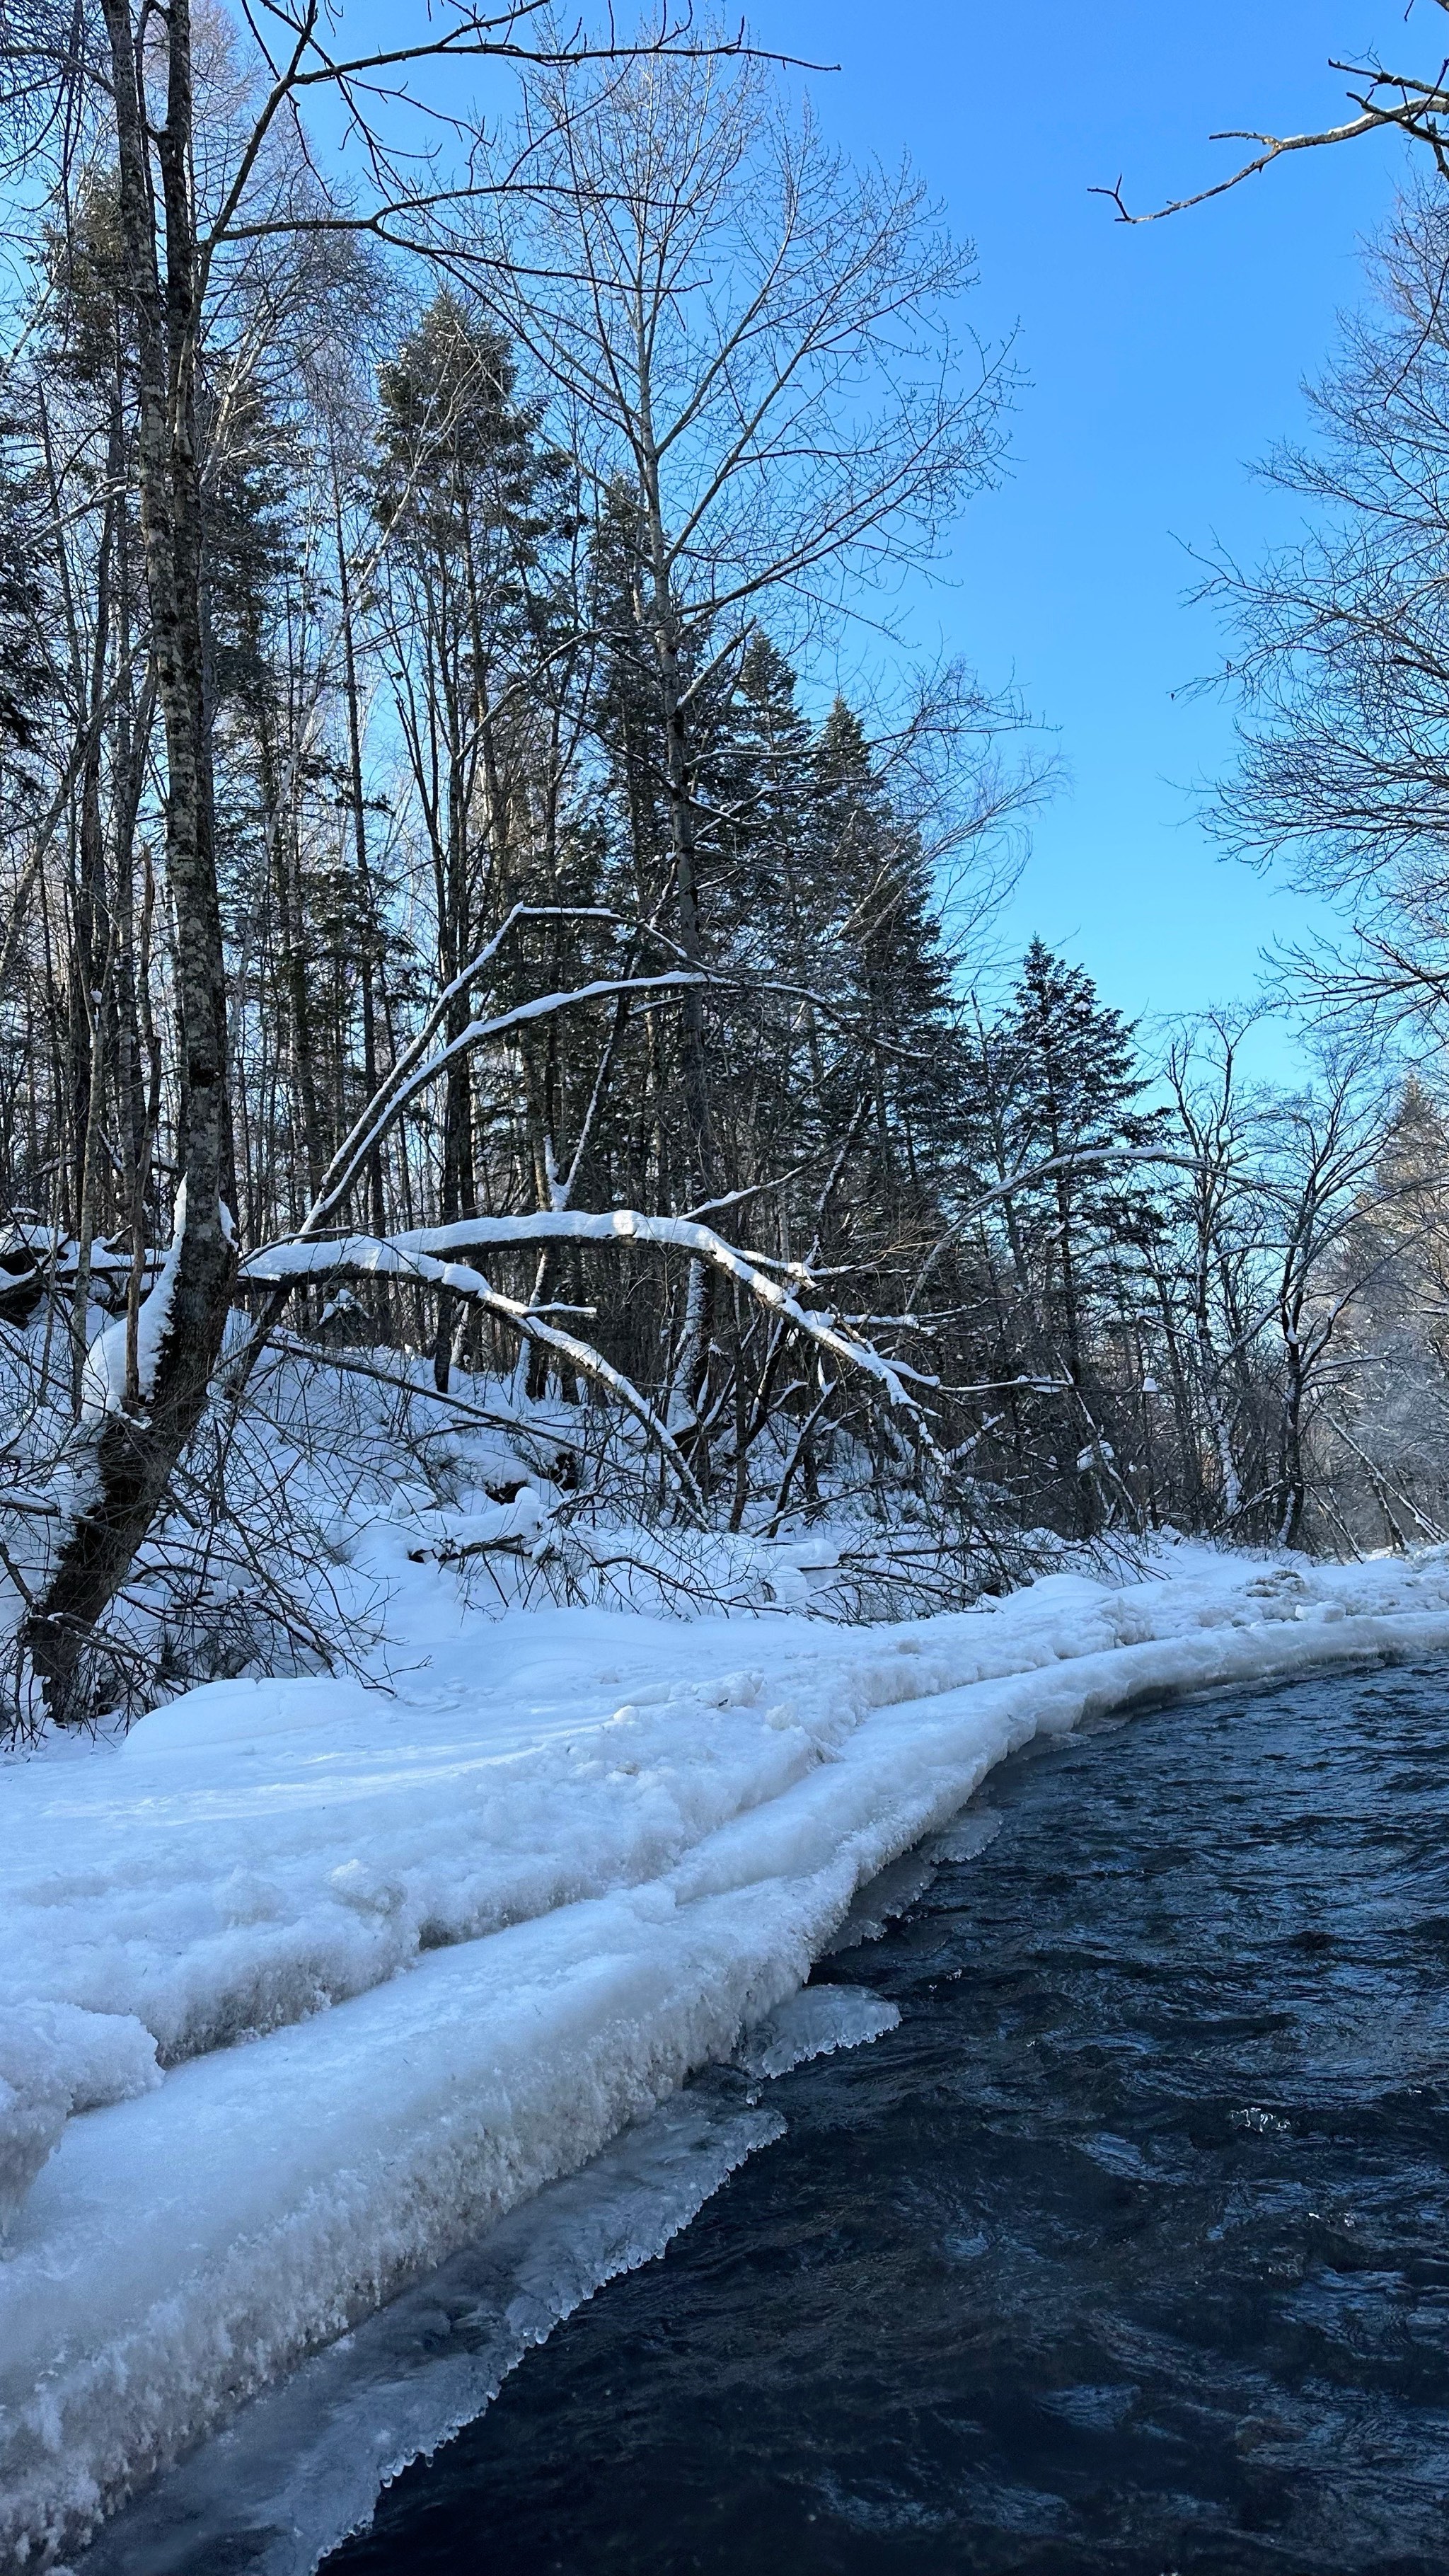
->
[0,429,50,766]
[813,700,960,1243]
[984,940,1165,1531]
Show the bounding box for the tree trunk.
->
[24,0,237,1715]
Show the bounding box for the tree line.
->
[3,4,1448,1720]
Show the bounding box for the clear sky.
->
[744,2,1412,1058]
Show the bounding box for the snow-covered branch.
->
[242,1209,946,1463]
[242,1229,709,1517]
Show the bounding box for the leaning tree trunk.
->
[23,0,236,1716]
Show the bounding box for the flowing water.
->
[318,1659,1449,2576]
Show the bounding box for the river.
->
[322,1658,1449,2575]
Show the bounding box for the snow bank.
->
[6,1541,1449,2565]
[0,2004,159,2236]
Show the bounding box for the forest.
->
[5,1,1449,1732]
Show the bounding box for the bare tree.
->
[486,47,1008,1190]
[1181,185,1449,1080]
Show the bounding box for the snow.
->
[80,1180,187,1420]
[6,1539,1449,2565]
[0,2006,160,2238]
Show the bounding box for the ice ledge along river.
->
[94,1652,1449,2576]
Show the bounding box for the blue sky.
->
[745,2,1412,1058]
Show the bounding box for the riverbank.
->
[8,1540,1449,2565]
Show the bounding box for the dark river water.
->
[319,1660,1449,2576]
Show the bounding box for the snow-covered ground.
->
[7,1538,1449,2567]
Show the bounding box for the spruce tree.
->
[986,939,1164,1531]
